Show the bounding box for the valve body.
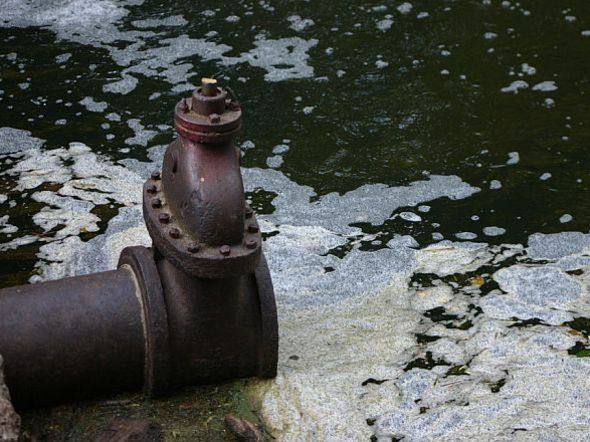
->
[0,81,278,409]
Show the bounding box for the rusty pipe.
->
[0,80,278,409]
[0,267,146,407]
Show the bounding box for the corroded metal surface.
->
[145,79,261,279]
[174,79,242,144]
[144,79,277,390]
[0,269,146,408]
[118,247,170,397]
[0,80,278,409]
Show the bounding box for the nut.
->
[209,113,221,124]
[246,239,257,249]
[245,207,253,218]
[219,245,231,256]
[146,184,158,194]
[151,170,161,180]
[151,198,162,208]
[158,213,170,224]
[169,228,181,239]
[247,224,259,234]
[187,243,200,253]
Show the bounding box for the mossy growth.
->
[19,380,264,441]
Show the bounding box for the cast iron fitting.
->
[145,78,260,279]
[174,77,242,144]
[0,265,147,407]
[0,81,278,409]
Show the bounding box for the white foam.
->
[501,80,528,93]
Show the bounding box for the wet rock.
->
[0,355,19,441]
[95,417,162,442]
[225,414,263,441]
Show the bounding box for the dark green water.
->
[0,0,589,287]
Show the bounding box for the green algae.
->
[20,380,264,441]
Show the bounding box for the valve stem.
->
[201,77,218,96]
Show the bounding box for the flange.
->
[174,79,242,144]
[118,246,170,396]
[142,177,262,279]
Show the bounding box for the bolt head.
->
[219,245,231,256]
[247,224,259,234]
[169,228,181,239]
[229,101,240,111]
[187,242,200,253]
[245,207,253,218]
[147,184,158,194]
[151,170,161,180]
[158,213,170,224]
[209,113,221,123]
[151,198,162,208]
[246,239,257,249]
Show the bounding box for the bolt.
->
[247,224,259,234]
[245,207,253,218]
[209,113,220,123]
[187,242,200,253]
[220,245,231,256]
[201,77,218,96]
[146,184,158,194]
[151,198,162,208]
[151,170,161,180]
[246,239,257,249]
[158,213,170,224]
[229,101,240,111]
[169,228,181,239]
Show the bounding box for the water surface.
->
[0,0,588,282]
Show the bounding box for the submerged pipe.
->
[0,79,278,409]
